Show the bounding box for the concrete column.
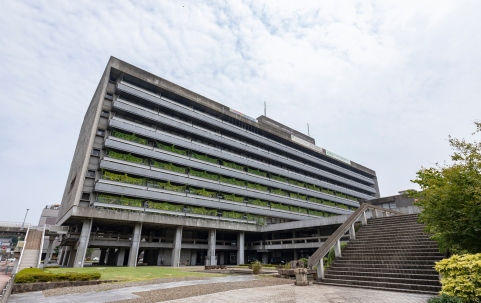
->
[334,240,342,258]
[73,218,93,268]
[293,249,298,260]
[116,248,125,266]
[361,211,368,225]
[44,236,56,265]
[207,229,216,265]
[107,248,116,265]
[372,209,378,218]
[62,247,70,266]
[316,260,324,280]
[128,222,142,267]
[68,249,76,267]
[219,251,224,265]
[171,226,183,267]
[262,252,268,264]
[157,249,164,266]
[99,248,107,265]
[190,249,197,265]
[349,224,356,240]
[57,246,65,265]
[237,231,244,265]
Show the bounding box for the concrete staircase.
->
[321,214,442,294]
[17,230,43,271]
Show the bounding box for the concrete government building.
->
[56,57,380,268]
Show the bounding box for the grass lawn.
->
[46,266,221,282]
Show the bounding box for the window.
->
[101,110,109,118]
[86,170,96,178]
[105,93,113,100]
[91,149,100,156]
[96,129,105,136]
[81,193,90,200]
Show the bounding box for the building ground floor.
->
[54,207,344,268]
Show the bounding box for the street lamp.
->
[21,209,29,230]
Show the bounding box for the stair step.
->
[315,281,439,295]
[320,277,441,292]
[344,246,440,252]
[332,259,438,267]
[324,273,441,286]
[328,266,438,275]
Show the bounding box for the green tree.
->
[410,122,481,253]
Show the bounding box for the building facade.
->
[56,57,380,268]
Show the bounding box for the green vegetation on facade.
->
[111,127,361,204]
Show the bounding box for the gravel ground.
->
[42,276,211,297]
[110,278,293,303]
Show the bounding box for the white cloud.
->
[0,0,480,222]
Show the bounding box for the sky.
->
[1,0,480,224]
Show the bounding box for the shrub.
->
[188,207,217,216]
[325,242,348,267]
[309,210,324,217]
[102,171,146,186]
[247,182,268,192]
[306,184,320,191]
[107,150,147,165]
[271,175,287,182]
[247,168,267,177]
[191,188,217,198]
[223,193,244,203]
[111,129,148,145]
[251,261,262,274]
[250,199,269,207]
[151,160,187,174]
[298,258,308,267]
[222,161,244,171]
[189,169,219,181]
[271,188,287,196]
[15,268,101,283]
[219,176,245,187]
[191,152,218,164]
[98,194,143,207]
[270,202,289,211]
[148,202,184,212]
[435,253,481,302]
[155,142,188,156]
[222,211,244,219]
[428,294,463,303]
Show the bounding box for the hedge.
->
[155,142,188,156]
[435,253,481,302]
[15,268,101,283]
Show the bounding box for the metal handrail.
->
[307,203,403,269]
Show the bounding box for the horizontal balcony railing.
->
[113,99,376,193]
[94,181,320,221]
[104,135,366,205]
[116,81,375,185]
[100,156,355,214]
[107,119,374,201]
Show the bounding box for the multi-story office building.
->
[56,57,380,268]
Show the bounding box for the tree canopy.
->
[410,122,481,253]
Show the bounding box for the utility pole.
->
[307,123,310,136]
[264,101,266,116]
[21,208,29,230]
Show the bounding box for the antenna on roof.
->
[307,123,310,136]
[264,101,266,116]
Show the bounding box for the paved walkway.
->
[8,276,257,303]
[164,284,434,303]
[0,260,14,292]
[8,276,435,303]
